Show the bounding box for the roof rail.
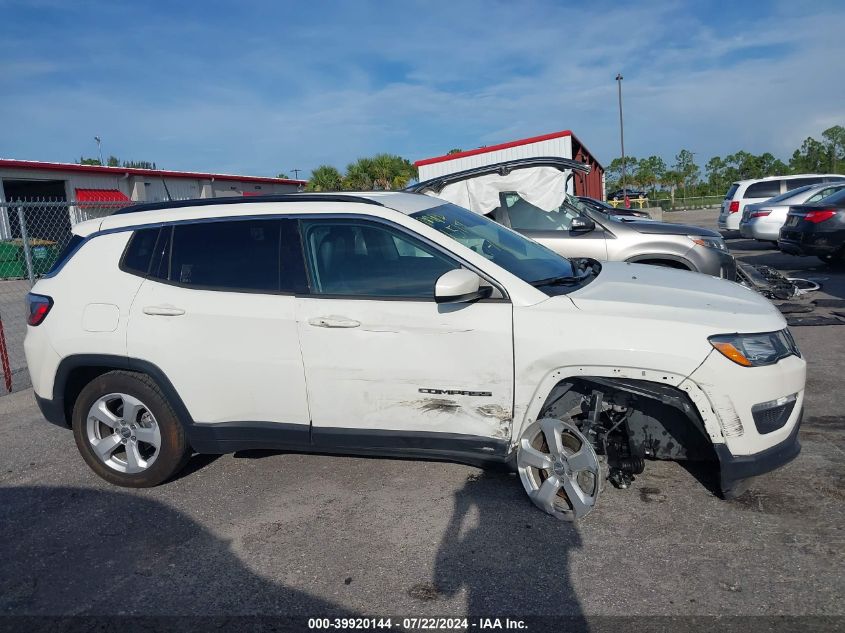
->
[111,193,384,215]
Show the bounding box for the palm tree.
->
[343,158,374,190]
[305,165,343,192]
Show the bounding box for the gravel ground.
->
[0,209,842,624]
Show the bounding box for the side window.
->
[301,220,458,298]
[154,219,289,292]
[122,228,160,276]
[788,178,822,190]
[503,193,577,231]
[808,186,844,203]
[744,180,781,199]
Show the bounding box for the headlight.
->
[689,235,728,251]
[709,330,800,367]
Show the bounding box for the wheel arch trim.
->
[50,354,195,429]
[516,365,725,448]
[625,253,696,270]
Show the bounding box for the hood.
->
[620,220,721,237]
[566,261,785,332]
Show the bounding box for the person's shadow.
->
[0,485,354,620]
[433,469,584,618]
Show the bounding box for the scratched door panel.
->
[295,297,514,441]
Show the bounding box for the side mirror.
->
[435,269,487,304]
[570,216,595,233]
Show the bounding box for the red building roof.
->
[0,159,307,186]
[415,129,603,170]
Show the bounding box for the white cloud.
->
[1,0,843,176]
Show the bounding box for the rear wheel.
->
[72,371,191,487]
[817,249,845,267]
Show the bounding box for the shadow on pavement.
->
[433,469,584,617]
[0,486,354,618]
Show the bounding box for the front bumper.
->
[715,408,801,496]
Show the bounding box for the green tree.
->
[660,169,684,204]
[605,156,639,191]
[447,148,463,155]
[673,149,700,198]
[343,158,374,190]
[276,172,290,179]
[821,125,845,173]
[78,156,102,166]
[789,138,827,173]
[634,156,666,196]
[106,155,120,167]
[305,165,344,192]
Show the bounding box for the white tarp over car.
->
[424,166,569,216]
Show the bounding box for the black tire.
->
[817,250,845,267]
[72,370,191,487]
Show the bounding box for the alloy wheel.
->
[517,417,601,520]
[85,393,161,474]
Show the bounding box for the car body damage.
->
[27,190,806,522]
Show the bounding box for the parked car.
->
[26,192,804,521]
[408,158,736,280]
[740,182,845,243]
[607,188,647,201]
[575,195,651,220]
[778,187,845,265]
[718,174,845,234]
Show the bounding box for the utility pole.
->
[616,73,627,207]
[291,168,302,180]
[94,136,103,166]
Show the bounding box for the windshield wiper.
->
[530,274,589,287]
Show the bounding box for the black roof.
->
[112,193,384,216]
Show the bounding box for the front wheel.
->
[72,371,191,487]
[516,418,602,521]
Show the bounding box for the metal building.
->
[414,129,605,199]
[0,159,306,240]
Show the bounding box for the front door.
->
[295,218,515,456]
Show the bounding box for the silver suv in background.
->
[719,174,845,233]
[739,181,845,242]
[408,158,737,280]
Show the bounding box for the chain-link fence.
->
[0,197,132,394]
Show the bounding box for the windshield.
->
[411,203,577,284]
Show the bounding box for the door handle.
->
[143,306,186,317]
[308,316,360,328]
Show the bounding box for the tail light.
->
[804,209,837,224]
[729,200,740,213]
[26,293,53,326]
[750,210,771,218]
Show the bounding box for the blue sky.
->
[2,0,844,178]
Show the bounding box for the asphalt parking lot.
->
[1,209,843,623]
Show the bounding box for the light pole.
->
[615,73,627,207]
[94,136,103,165]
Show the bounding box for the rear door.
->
[126,218,311,433]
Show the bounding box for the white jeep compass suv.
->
[25,193,805,520]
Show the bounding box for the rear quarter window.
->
[121,228,161,276]
[724,184,739,199]
[744,181,781,199]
